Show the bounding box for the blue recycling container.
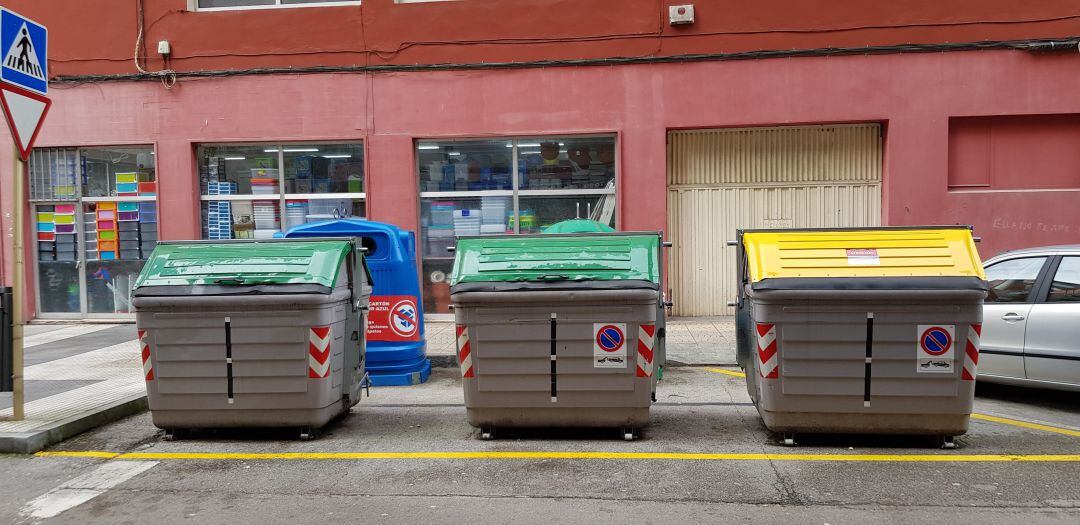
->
[283,219,431,386]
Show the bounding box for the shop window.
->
[196,0,360,10]
[416,135,617,314]
[198,143,365,239]
[28,147,158,317]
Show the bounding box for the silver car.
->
[979,245,1080,391]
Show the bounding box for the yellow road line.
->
[33,450,1080,462]
[35,451,120,459]
[971,413,1080,438]
[704,368,746,378]
[700,369,1079,439]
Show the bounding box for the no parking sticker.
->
[916,324,955,374]
[593,323,627,369]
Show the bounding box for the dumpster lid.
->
[542,219,616,234]
[133,239,355,290]
[741,226,986,283]
[450,232,661,286]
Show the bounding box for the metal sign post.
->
[10,147,24,419]
[0,7,48,421]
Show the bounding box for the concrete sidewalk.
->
[0,324,146,453]
[1,317,735,453]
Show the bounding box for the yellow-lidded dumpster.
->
[734,227,987,443]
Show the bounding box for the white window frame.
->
[191,0,360,12]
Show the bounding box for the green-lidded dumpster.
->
[450,232,667,440]
[734,226,987,444]
[132,238,373,437]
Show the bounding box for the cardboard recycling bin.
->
[450,232,667,440]
[132,238,372,436]
[283,219,432,386]
[734,227,987,443]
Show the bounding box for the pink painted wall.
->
[5,49,1080,317]
[949,114,1080,190]
[13,0,1080,77]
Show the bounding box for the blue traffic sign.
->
[596,324,625,352]
[920,327,952,356]
[1,8,47,95]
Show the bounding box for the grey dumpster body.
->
[735,227,988,439]
[132,238,372,432]
[450,232,666,437]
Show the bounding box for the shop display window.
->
[198,142,365,240]
[29,146,158,317]
[416,135,618,314]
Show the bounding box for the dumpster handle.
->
[536,274,570,281]
[214,278,245,285]
[224,317,235,405]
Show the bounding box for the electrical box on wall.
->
[669,4,695,25]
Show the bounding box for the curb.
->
[0,394,148,454]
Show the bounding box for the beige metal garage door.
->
[666,124,883,316]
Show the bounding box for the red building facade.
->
[3,0,1080,318]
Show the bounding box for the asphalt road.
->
[2,367,1079,524]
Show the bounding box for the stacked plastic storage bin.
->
[251,175,280,239]
[285,201,308,231]
[95,203,119,260]
[36,205,78,262]
[480,197,507,234]
[453,209,481,237]
[206,181,236,240]
[139,201,158,257]
[426,202,456,257]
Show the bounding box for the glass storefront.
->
[416,135,617,314]
[198,143,365,239]
[29,147,158,317]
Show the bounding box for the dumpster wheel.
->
[939,436,957,450]
[480,427,496,440]
[162,429,190,441]
[299,427,319,441]
[622,427,639,441]
[781,433,797,447]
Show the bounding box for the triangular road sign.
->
[0,81,49,161]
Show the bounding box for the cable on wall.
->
[50,36,1080,86]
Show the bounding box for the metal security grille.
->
[666,124,883,316]
[28,148,80,202]
[667,124,882,187]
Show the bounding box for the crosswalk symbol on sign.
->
[5,25,44,79]
[0,8,47,95]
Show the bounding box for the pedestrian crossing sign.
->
[1,8,47,95]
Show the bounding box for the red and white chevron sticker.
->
[456,325,474,378]
[139,330,154,381]
[636,324,656,378]
[962,323,981,381]
[308,326,332,379]
[756,323,779,379]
